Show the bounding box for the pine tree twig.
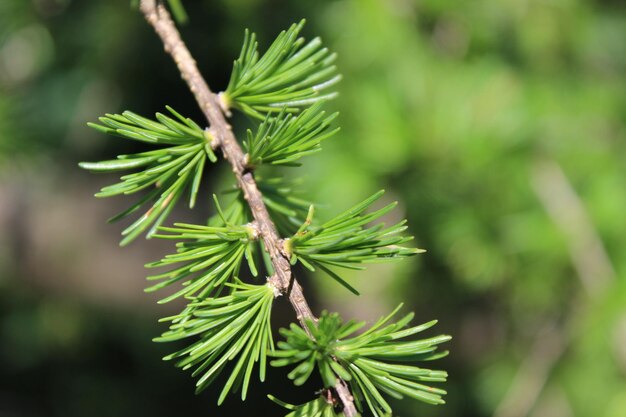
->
[138,1,357,415]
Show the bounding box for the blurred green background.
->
[1,0,625,416]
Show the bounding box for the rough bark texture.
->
[138,1,357,415]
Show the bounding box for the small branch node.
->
[267,275,283,297]
[204,127,221,149]
[280,238,292,258]
[245,221,260,240]
[217,92,232,117]
[241,153,253,170]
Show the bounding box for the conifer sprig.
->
[156,282,275,404]
[286,191,423,294]
[82,5,449,416]
[224,19,340,119]
[80,107,216,245]
[244,103,339,167]
[272,306,450,416]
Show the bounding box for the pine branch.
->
[138,1,358,415]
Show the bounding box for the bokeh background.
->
[1,0,625,416]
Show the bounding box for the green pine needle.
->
[224,19,341,119]
[286,190,424,293]
[271,307,450,417]
[257,177,313,236]
[223,177,313,236]
[207,192,251,227]
[268,395,348,417]
[156,282,275,404]
[145,220,258,303]
[244,102,339,167]
[80,107,217,245]
[166,0,188,24]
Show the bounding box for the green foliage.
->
[286,190,422,294]
[222,176,313,236]
[272,306,450,416]
[315,2,624,415]
[244,102,339,167]
[155,282,275,404]
[166,0,188,24]
[269,395,347,417]
[257,177,312,236]
[80,107,217,246]
[224,19,340,119]
[144,219,258,303]
[207,193,251,227]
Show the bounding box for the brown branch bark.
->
[138,1,357,415]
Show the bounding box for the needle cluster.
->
[80,107,217,246]
[272,306,450,416]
